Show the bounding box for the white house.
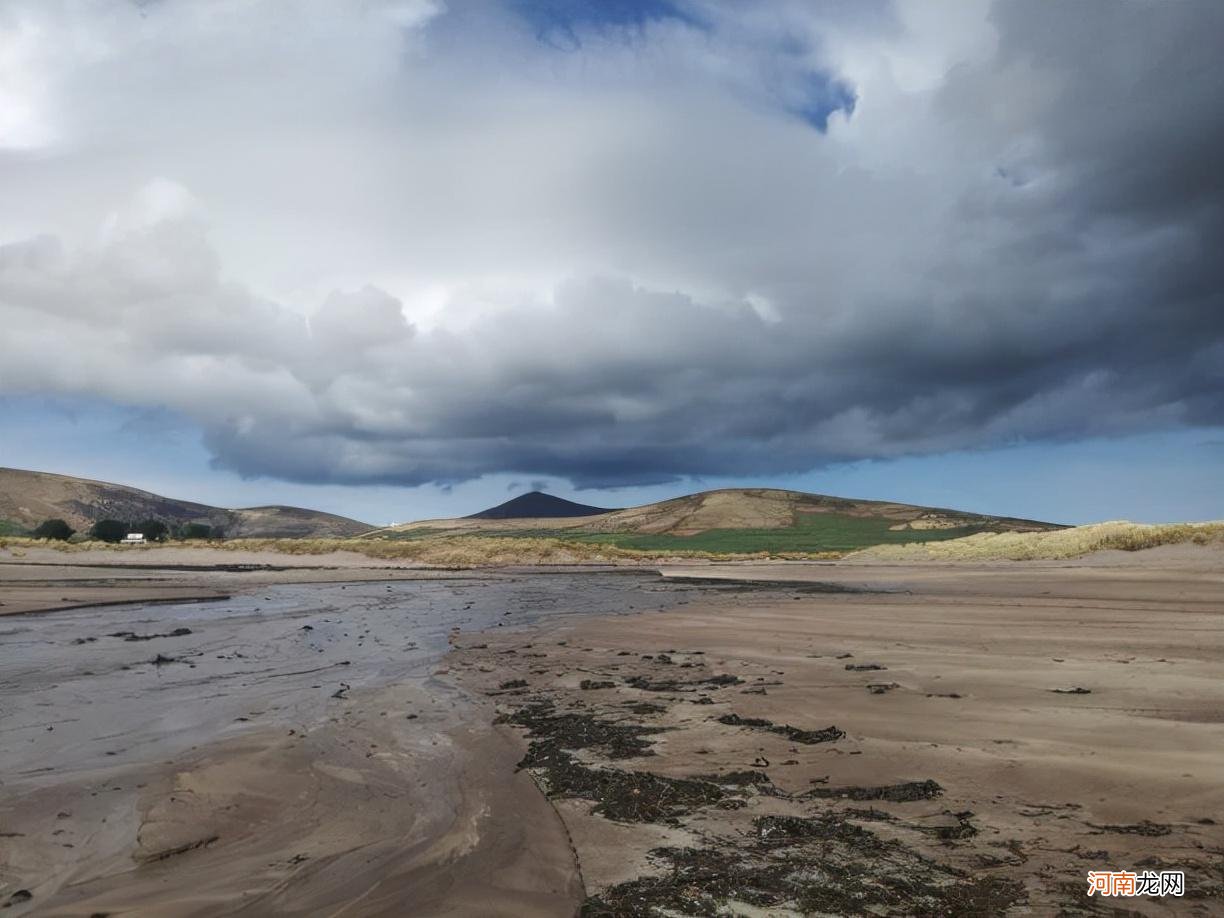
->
[120,533,146,545]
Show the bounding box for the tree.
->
[33,519,75,541]
[179,522,213,540]
[90,519,128,543]
[136,519,169,542]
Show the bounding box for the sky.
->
[1,0,1222,526]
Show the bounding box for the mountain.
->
[466,491,618,520]
[385,487,1062,553]
[573,488,1057,536]
[0,467,371,539]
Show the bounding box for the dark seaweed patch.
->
[109,627,193,642]
[1087,820,1172,837]
[580,841,1025,917]
[716,712,844,745]
[754,813,885,850]
[499,702,753,823]
[502,701,664,761]
[806,779,944,802]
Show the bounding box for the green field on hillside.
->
[384,513,992,554]
[0,519,27,536]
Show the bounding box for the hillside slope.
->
[0,467,371,538]
[584,488,1056,535]
[383,487,1062,553]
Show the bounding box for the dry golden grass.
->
[215,536,661,565]
[0,534,834,565]
[852,520,1224,561]
[215,536,847,565]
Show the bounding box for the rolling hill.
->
[466,491,618,519]
[0,467,371,539]
[379,487,1063,554]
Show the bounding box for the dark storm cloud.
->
[0,1,1221,487]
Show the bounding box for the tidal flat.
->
[1,550,1222,915]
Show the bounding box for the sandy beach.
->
[454,550,1224,915]
[1,547,1222,915]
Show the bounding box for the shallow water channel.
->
[1,571,705,785]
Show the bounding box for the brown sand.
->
[3,682,580,916]
[452,550,1224,914]
[2,547,1221,914]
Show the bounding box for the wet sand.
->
[453,551,1224,915]
[0,546,462,616]
[0,571,710,916]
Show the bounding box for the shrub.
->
[32,519,75,541]
[136,519,169,542]
[178,522,213,540]
[89,519,128,543]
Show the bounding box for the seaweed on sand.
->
[548,764,733,823]
[625,673,743,692]
[623,701,666,715]
[500,701,757,823]
[805,779,944,802]
[694,770,774,788]
[716,712,844,745]
[754,813,886,851]
[913,811,979,841]
[580,836,1026,917]
[500,701,665,760]
[1086,820,1172,837]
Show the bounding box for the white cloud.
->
[0,0,1221,487]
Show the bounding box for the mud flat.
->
[452,551,1224,915]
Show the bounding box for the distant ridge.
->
[466,491,618,520]
[0,467,371,538]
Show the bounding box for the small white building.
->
[120,532,146,545]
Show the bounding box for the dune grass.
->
[852,520,1224,561]
[0,534,795,565]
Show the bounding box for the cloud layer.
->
[1,0,1222,487]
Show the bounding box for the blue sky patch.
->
[510,0,699,49]
[789,70,857,131]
